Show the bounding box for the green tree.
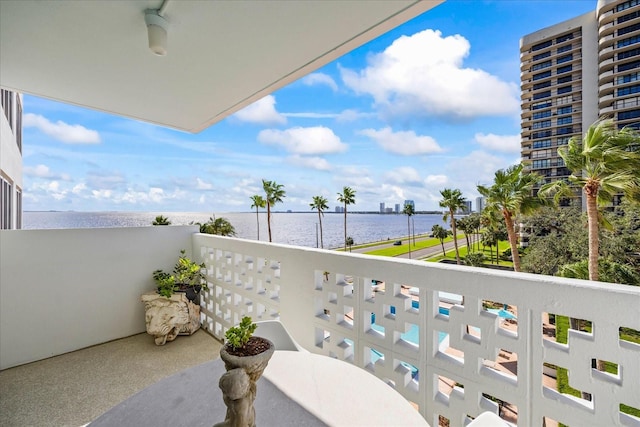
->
[540,119,640,281]
[431,224,450,256]
[559,259,639,286]
[250,195,266,241]
[197,215,236,236]
[477,164,544,272]
[457,216,475,251]
[262,179,286,243]
[152,215,171,225]
[310,195,329,249]
[403,202,415,259]
[337,186,356,251]
[346,236,354,252]
[439,188,467,265]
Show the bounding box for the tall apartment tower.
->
[0,89,23,229]
[520,0,640,207]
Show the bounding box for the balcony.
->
[1,227,639,427]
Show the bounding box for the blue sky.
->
[21,0,595,213]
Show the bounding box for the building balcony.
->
[1,227,638,427]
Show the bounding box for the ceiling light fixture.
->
[144,1,170,56]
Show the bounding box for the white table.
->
[263,351,430,426]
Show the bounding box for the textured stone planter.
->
[141,292,200,345]
[215,338,275,427]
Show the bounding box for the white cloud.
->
[258,126,348,155]
[425,174,448,186]
[23,113,101,144]
[287,155,332,171]
[358,127,443,156]
[234,95,286,125]
[72,183,87,194]
[340,29,519,120]
[196,178,214,190]
[474,133,521,153]
[281,109,374,122]
[86,171,126,190]
[384,167,422,185]
[301,73,338,91]
[23,164,71,180]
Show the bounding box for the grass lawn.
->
[554,315,640,419]
[335,234,431,251]
[364,235,459,257]
[426,241,514,268]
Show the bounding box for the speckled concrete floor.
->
[0,330,222,427]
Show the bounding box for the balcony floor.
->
[0,330,222,427]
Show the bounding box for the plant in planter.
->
[152,250,207,302]
[215,316,275,427]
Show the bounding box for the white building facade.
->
[0,89,22,229]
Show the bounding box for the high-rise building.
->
[394,204,400,214]
[464,200,472,213]
[0,89,23,229]
[476,196,485,213]
[379,202,385,213]
[520,0,640,208]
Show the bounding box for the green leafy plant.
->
[225,316,257,351]
[152,250,207,297]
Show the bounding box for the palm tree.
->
[337,186,356,251]
[152,215,171,225]
[439,188,467,265]
[346,236,354,252]
[431,224,450,256]
[477,164,544,272]
[262,179,286,242]
[197,215,236,236]
[250,195,266,240]
[403,203,415,259]
[540,119,640,281]
[310,195,329,249]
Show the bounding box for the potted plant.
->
[152,249,207,302]
[215,316,275,427]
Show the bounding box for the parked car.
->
[393,240,402,246]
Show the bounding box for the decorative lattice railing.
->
[193,234,640,427]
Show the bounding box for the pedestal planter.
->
[215,337,275,427]
[141,292,200,345]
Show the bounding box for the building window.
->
[532,149,551,159]
[557,116,572,125]
[532,100,552,110]
[556,33,574,43]
[618,60,640,72]
[618,47,640,60]
[533,139,552,149]
[557,106,572,115]
[533,71,552,81]
[15,189,21,229]
[532,60,552,71]
[533,81,552,90]
[556,54,573,64]
[617,84,640,96]
[1,89,14,131]
[618,22,640,36]
[533,159,551,169]
[533,51,551,61]
[558,75,572,84]
[557,65,573,74]
[618,34,640,48]
[557,85,572,94]
[16,95,22,154]
[533,110,552,119]
[532,130,552,139]
[1,177,12,230]
[618,9,640,23]
[532,40,552,51]
[557,137,570,146]
[533,90,551,100]
[618,109,640,120]
[557,44,572,54]
[533,120,551,129]
[557,127,574,135]
[617,0,640,12]
[617,72,640,84]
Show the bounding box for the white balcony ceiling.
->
[0,0,442,133]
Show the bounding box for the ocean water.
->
[22,211,447,249]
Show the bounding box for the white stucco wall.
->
[0,225,197,369]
